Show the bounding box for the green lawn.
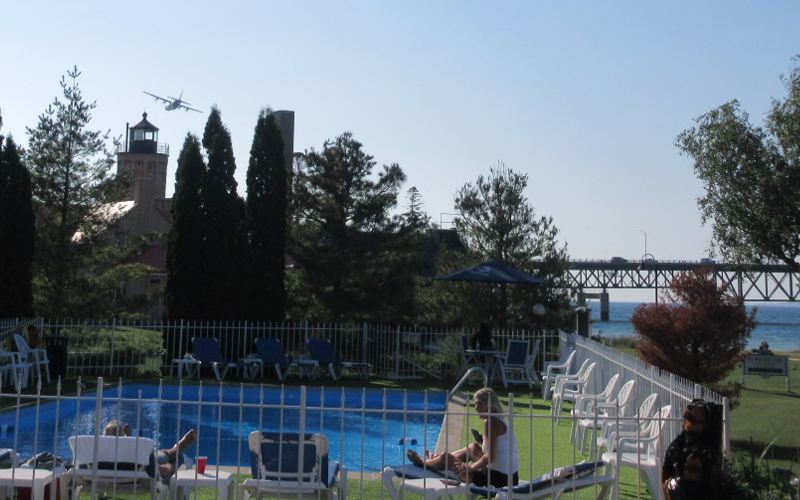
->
[726,351,800,468]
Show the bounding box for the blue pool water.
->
[0,384,446,471]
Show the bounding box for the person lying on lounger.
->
[103,420,196,481]
[407,387,519,488]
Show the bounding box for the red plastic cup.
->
[197,456,207,474]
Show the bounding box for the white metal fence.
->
[0,375,690,499]
[0,319,562,381]
[562,332,730,458]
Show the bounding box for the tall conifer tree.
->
[246,109,287,320]
[201,107,244,319]
[0,113,35,316]
[26,67,143,317]
[166,134,206,319]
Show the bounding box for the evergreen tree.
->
[166,134,206,319]
[0,114,35,317]
[291,132,407,320]
[246,109,287,320]
[200,107,245,319]
[454,162,572,328]
[400,186,431,231]
[26,67,146,317]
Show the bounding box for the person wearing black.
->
[662,399,721,499]
[471,322,494,351]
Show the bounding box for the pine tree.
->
[200,107,244,319]
[26,67,143,317]
[246,109,287,320]
[291,132,407,320]
[166,134,206,319]
[0,114,35,317]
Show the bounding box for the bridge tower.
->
[577,291,610,321]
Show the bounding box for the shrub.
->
[631,269,755,388]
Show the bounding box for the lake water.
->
[587,302,800,352]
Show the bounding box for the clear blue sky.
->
[2,1,798,301]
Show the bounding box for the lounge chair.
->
[306,338,371,380]
[186,337,237,381]
[239,431,346,500]
[67,435,166,499]
[14,334,51,385]
[500,339,541,388]
[382,461,612,500]
[254,338,295,381]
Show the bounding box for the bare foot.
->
[407,449,426,467]
[177,429,196,454]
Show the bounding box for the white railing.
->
[562,332,731,458]
[0,377,688,499]
[0,319,561,381]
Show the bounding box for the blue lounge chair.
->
[239,431,346,500]
[306,338,371,380]
[382,461,611,500]
[499,339,541,388]
[254,338,295,381]
[187,337,236,381]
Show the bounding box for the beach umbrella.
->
[436,261,542,285]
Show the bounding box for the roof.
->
[131,112,158,131]
[71,201,136,242]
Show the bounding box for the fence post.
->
[178,319,185,360]
[722,396,731,460]
[297,385,306,489]
[362,322,368,366]
[91,376,104,499]
[694,383,702,400]
[109,318,117,377]
[395,325,401,377]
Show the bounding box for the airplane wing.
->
[179,103,202,113]
[143,91,170,104]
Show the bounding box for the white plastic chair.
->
[551,361,596,421]
[575,379,637,457]
[0,349,31,391]
[597,393,659,456]
[14,334,50,385]
[541,350,576,399]
[602,404,673,500]
[569,373,621,443]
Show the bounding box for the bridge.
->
[559,260,799,302]
[530,259,799,320]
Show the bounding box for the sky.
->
[2,1,799,303]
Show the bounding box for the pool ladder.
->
[447,366,488,401]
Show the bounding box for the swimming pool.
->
[0,384,446,471]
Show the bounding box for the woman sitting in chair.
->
[407,387,519,487]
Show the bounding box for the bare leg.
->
[407,443,482,472]
[162,429,197,462]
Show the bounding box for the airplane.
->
[142,91,202,113]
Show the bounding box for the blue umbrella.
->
[437,261,542,285]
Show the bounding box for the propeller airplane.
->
[143,91,202,113]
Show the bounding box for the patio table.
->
[465,349,506,386]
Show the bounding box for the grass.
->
[726,350,800,468]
